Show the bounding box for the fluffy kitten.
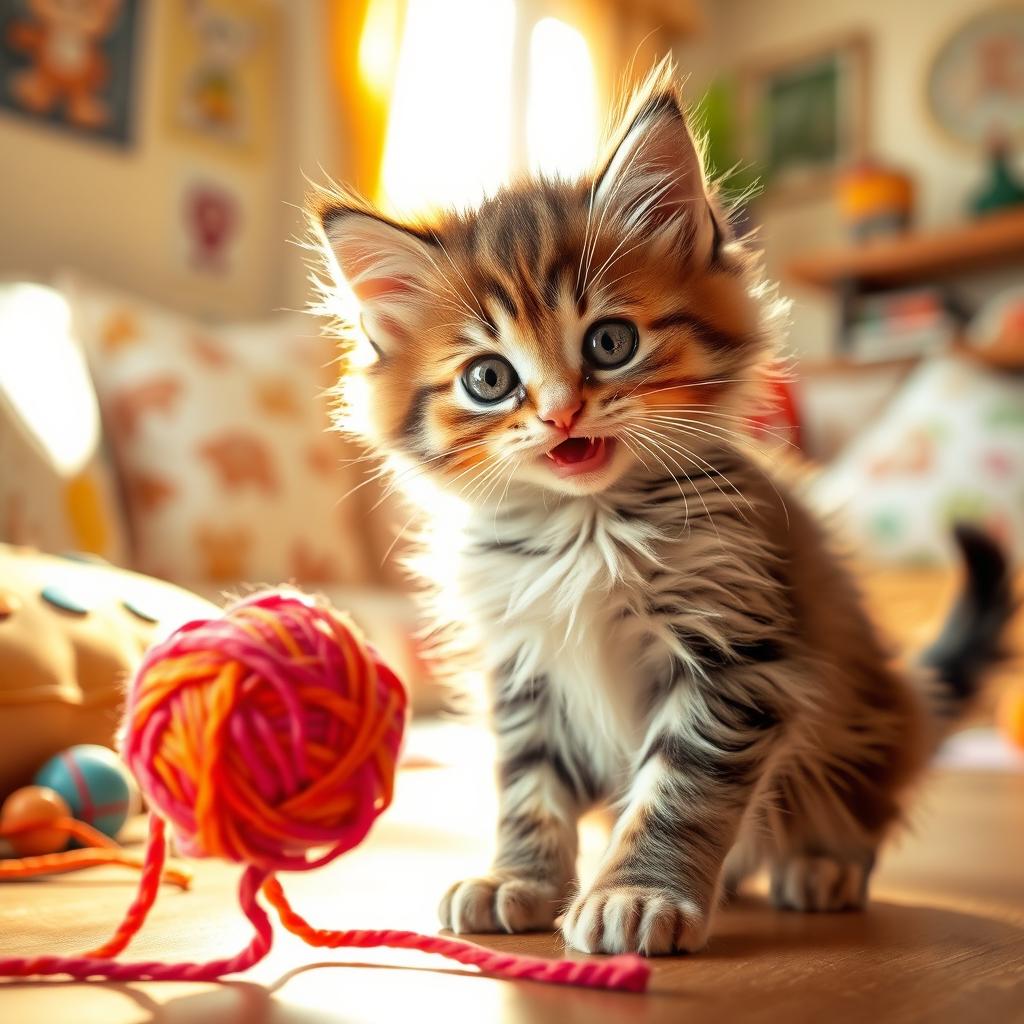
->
[311,64,1012,955]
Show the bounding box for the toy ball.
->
[35,744,132,840]
[122,588,408,871]
[0,785,71,856]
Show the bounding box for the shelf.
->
[785,207,1024,291]
[797,355,921,376]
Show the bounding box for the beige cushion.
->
[0,282,128,563]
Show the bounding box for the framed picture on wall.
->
[162,0,279,161]
[740,33,870,199]
[927,4,1024,149]
[0,0,143,146]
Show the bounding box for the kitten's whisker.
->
[629,419,755,522]
[621,427,694,531]
[371,439,494,510]
[626,425,726,539]
[641,411,797,451]
[380,506,422,569]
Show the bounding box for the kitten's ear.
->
[594,68,718,261]
[319,203,436,354]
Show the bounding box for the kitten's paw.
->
[770,855,869,912]
[561,885,708,955]
[439,875,563,934]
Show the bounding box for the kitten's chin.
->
[515,437,633,496]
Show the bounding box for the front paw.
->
[439,874,564,934]
[561,884,709,955]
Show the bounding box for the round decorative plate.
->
[927,6,1024,147]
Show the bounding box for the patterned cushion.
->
[61,275,373,586]
[813,355,1024,565]
[0,282,128,563]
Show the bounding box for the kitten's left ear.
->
[595,72,720,262]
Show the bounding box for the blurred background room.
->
[0,0,1022,727]
[0,3,1023,1020]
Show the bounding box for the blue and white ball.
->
[34,744,133,839]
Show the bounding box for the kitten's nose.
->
[539,399,583,432]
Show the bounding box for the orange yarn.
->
[0,815,190,888]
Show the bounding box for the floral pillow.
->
[61,275,374,587]
[813,355,1024,566]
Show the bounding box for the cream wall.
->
[0,0,300,320]
[679,0,1024,360]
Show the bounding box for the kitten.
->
[311,63,1012,955]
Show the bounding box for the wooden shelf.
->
[786,207,1024,291]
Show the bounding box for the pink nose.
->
[540,400,583,432]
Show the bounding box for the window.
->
[526,17,599,179]
[367,0,601,215]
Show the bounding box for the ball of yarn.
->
[121,590,406,872]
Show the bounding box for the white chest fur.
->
[453,492,677,767]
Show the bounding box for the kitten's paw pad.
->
[771,856,869,912]
[561,885,708,955]
[439,875,562,934]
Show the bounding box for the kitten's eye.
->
[583,319,638,369]
[462,355,519,404]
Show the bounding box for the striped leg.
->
[562,677,781,954]
[439,675,598,934]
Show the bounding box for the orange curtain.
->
[328,0,406,197]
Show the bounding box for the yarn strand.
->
[261,877,651,993]
[0,860,271,982]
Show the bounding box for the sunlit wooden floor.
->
[2,564,1023,1023]
[1,745,1023,1024]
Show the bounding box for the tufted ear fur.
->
[320,206,437,355]
[594,64,719,263]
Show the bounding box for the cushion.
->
[0,543,217,800]
[813,355,1024,565]
[0,282,128,563]
[60,274,376,587]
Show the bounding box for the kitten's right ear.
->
[318,203,436,354]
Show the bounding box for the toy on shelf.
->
[34,744,134,840]
[837,159,916,241]
[0,590,649,993]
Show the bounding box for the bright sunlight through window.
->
[357,0,401,98]
[527,18,599,178]
[378,0,516,215]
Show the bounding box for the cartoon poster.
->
[163,0,278,159]
[0,0,142,145]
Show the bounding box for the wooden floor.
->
[2,565,1023,1023]
[1,755,1023,1024]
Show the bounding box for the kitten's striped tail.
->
[920,524,1014,723]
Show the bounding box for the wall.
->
[0,0,299,321]
[679,0,1024,360]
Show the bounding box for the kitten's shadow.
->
[704,893,1024,960]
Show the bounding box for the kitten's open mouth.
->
[543,436,616,477]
